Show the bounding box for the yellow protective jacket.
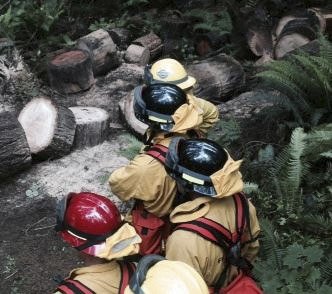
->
[54,261,135,294]
[165,195,260,287]
[109,96,218,217]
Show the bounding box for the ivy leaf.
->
[303,245,324,264]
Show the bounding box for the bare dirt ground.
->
[0,131,132,293]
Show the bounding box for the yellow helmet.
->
[144,58,196,90]
[125,255,209,294]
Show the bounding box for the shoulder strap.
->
[56,279,96,294]
[118,261,137,294]
[145,144,168,165]
[174,217,234,250]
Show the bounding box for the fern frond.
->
[270,128,309,212]
[258,218,282,270]
[320,253,332,284]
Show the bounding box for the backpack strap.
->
[56,279,96,294]
[118,261,137,294]
[145,144,168,164]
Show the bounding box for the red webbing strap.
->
[233,193,250,242]
[56,279,96,294]
[174,194,250,247]
[145,144,168,164]
[174,217,234,249]
[118,261,137,294]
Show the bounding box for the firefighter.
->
[109,81,219,255]
[125,255,209,294]
[53,192,141,294]
[164,138,261,292]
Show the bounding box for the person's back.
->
[163,138,260,291]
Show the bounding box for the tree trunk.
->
[47,50,95,94]
[18,97,76,160]
[69,106,110,149]
[188,54,246,103]
[77,29,120,76]
[133,32,163,60]
[118,90,148,139]
[0,112,31,179]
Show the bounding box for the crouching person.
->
[125,254,209,294]
[53,192,141,294]
[164,138,262,293]
[109,82,218,256]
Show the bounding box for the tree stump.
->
[77,29,120,76]
[188,54,246,103]
[18,97,76,160]
[125,44,150,65]
[0,112,31,179]
[47,50,94,94]
[69,106,110,149]
[133,32,163,60]
[118,90,148,138]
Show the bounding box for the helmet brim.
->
[177,76,196,90]
[59,230,105,256]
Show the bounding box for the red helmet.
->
[55,192,122,256]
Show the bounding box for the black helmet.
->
[133,83,187,132]
[165,137,228,196]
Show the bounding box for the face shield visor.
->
[165,137,217,197]
[133,85,175,132]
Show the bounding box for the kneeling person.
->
[53,192,141,294]
[164,138,261,292]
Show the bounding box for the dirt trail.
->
[0,132,131,293]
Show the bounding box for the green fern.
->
[270,127,309,212]
[257,37,332,127]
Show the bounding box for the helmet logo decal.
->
[157,69,169,79]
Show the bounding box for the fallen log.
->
[0,112,31,179]
[77,29,120,76]
[18,97,76,160]
[47,49,94,94]
[69,106,110,149]
[125,44,150,65]
[187,54,246,103]
[133,32,163,60]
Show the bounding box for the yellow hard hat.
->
[145,58,196,90]
[125,255,209,294]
